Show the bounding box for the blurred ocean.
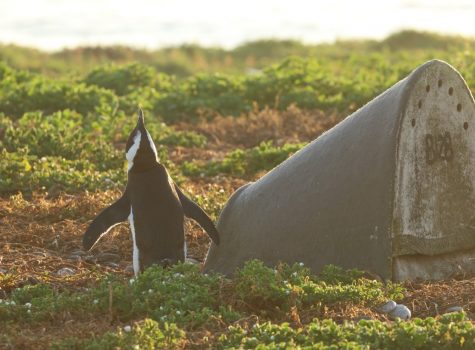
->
[1,0,474,50]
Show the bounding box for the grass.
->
[1,31,475,348]
[181,141,306,178]
[0,261,473,349]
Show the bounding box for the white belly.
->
[128,208,140,276]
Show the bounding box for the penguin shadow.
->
[82,109,220,276]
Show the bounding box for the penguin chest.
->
[128,169,185,260]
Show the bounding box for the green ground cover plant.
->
[181,141,306,178]
[1,262,472,349]
[1,31,475,348]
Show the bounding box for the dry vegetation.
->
[1,189,474,348]
[2,33,475,346]
[1,107,474,348]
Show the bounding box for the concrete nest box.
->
[205,60,475,281]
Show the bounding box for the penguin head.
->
[125,109,158,172]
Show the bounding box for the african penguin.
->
[82,109,220,276]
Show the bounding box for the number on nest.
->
[424,132,453,164]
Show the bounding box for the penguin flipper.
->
[82,193,130,251]
[174,184,220,245]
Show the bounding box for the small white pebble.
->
[57,267,75,276]
[123,325,132,332]
[389,304,411,321]
[24,303,32,308]
[93,299,99,305]
[446,306,464,313]
[379,300,397,313]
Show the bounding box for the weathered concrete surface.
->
[394,247,475,281]
[204,60,475,281]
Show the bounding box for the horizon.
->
[1,29,471,53]
[1,0,475,51]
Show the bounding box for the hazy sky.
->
[0,0,474,50]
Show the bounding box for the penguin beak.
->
[137,108,145,128]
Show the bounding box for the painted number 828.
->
[424,132,454,165]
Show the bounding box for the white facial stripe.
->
[128,209,140,276]
[145,130,158,159]
[126,131,142,171]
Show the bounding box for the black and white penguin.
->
[82,109,220,275]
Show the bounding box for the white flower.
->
[148,289,153,294]
[219,188,225,193]
[123,325,132,332]
[270,335,275,341]
[24,303,32,308]
[299,262,304,267]
[93,299,99,305]
[159,306,164,310]
[10,301,15,306]
[176,310,181,315]
[27,309,31,314]
[292,272,298,277]
[129,278,135,284]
